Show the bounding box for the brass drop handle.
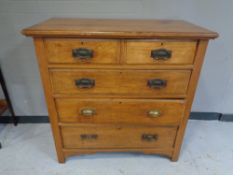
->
[80,134,98,140]
[75,78,95,88]
[142,134,158,142]
[80,108,96,117]
[147,110,161,118]
[72,48,93,60]
[151,48,172,60]
[147,79,167,89]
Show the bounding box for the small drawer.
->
[44,39,120,64]
[50,69,191,98]
[125,41,196,65]
[61,125,177,149]
[56,98,185,125]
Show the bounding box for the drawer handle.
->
[80,108,96,117]
[80,134,98,140]
[142,134,158,142]
[72,48,94,60]
[151,48,172,60]
[147,79,167,89]
[147,110,161,118]
[75,78,95,88]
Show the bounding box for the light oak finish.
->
[61,124,177,149]
[63,148,173,158]
[47,64,194,70]
[171,40,209,161]
[22,18,218,39]
[22,18,218,163]
[50,69,191,97]
[125,41,196,65]
[56,98,185,125]
[33,38,65,163]
[44,39,120,64]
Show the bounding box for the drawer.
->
[50,69,191,97]
[56,98,185,125]
[61,125,177,149]
[125,41,196,64]
[44,39,120,64]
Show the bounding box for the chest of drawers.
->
[22,18,218,163]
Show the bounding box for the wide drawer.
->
[50,69,191,97]
[61,125,177,149]
[125,41,196,65]
[44,39,120,64]
[56,98,185,125]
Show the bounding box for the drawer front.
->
[56,99,185,125]
[61,125,177,149]
[125,41,196,64]
[50,70,191,97]
[44,39,120,64]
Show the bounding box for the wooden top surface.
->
[22,18,218,39]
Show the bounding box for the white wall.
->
[0,0,232,115]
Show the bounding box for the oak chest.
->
[22,18,218,163]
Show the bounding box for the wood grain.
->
[61,124,177,149]
[63,147,174,159]
[44,39,120,64]
[171,40,209,161]
[33,38,65,163]
[47,64,194,70]
[22,18,218,39]
[125,41,196,65]
[22,18,217,163]
[55,98,186,125]
[50,69,191,97]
